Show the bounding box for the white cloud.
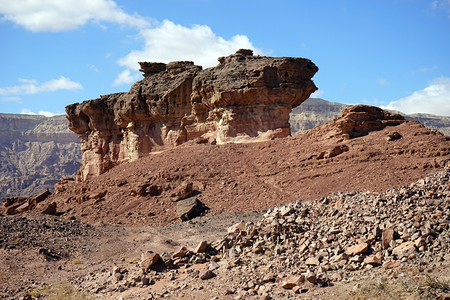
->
[117,20,260,71]
[310,90,324,98]
[113,69,140,86]
[412,66,438,74]
[0,0,149,32]
[0,76,83,96]
[20,109,57,117]
[38,110,56,117]
[1,96,22,102]
[384,77,450,116]
[20,108,37,115]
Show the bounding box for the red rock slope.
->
[39,105,450,226]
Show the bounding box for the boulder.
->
[176,197,205,221]
[345,242,369,256]
[382,228,395,250]
[41,202,57,215]
[195,240,209,253]
[281,275,304,289]
[170,182,193,202]
[140,251,161,270]
[336,105,404,139]
[392,241,417,259]
[199,269,214,280]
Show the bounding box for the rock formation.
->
[66,50,318,180]
[290,98,450,136]
[335,105,404,138]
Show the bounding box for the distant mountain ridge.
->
[0,114,81,198]
[290,98,450,136]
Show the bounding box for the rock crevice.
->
[66,50,318,180]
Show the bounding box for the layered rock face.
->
[67,50,318,180]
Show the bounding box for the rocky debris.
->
[176,197,206,221]
[1,189,50,215]
[75,167,449,299]
[66,49,318,180]
[53,177,75,194]
[0,215,96,251]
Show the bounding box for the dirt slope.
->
[41,113,449,227]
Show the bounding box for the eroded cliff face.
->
[66,50,318,180]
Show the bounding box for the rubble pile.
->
[78,167,449,298]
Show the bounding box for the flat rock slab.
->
[176,197,205,221]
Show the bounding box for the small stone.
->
[41,202,57,215]
[195,240,209,253]
[228,222,245,234]
[363,252,383,266]
[281,275,304,289]
[305,257,320,266]
[114,272,123,281]
[345,242,369,256]
[332,272,343,282]
[209,261,220,271]
[141,275,150,286]
[199,269,214,280]
[173,246,189,258]
[292,286,301,294]
[305,270,317,284]
[262,272,276,283]
[383,260,401,269]
[170,182,193,202]
[382,228,395,250]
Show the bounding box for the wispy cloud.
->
[20,109,57,117]
[87,64,99,72]
[431,0,450,16]
[0,76,83,96]
[113,69,140,86]
[411,66,438,74]
[384,77,450,116]
[376,78,389,86]
[1,96,22,102]
[0,0,149,32]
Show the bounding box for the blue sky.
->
[0,0,449,116]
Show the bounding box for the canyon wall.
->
[0,114,81,197]
[66,50,319,180]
